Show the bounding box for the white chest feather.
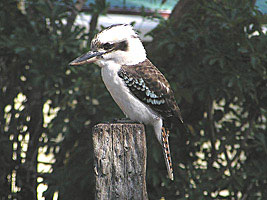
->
[101,62,159,125]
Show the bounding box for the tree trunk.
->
[92,122,148,200]
[19,90,44,200]
[88,0,106,42]
[147,0,197,55]
[66,0,87,28]
[168,0,195,24]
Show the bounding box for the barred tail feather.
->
[161,127,174,180]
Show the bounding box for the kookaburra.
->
[70,24,185,180]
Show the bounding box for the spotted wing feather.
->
[118,59,183,125]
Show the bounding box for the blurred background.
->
[0,0,267,199]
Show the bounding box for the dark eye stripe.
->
[103,43,114,50]
[101,40,128,52]
[116,41,128,51]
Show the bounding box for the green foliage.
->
[0,0,266,200]
[147,0,267,199]
[0,0,117,199]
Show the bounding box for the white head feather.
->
[91,24,147,66]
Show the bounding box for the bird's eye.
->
[103,43,114,50]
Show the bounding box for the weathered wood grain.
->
[93,122,148,200]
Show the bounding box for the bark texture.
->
[93,122,148,200]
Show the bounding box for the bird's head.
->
[70,24,147,67]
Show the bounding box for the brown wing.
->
[118,59,183,125]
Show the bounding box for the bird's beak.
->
[69,51,104,66]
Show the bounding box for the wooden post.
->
[92,122,148,200]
